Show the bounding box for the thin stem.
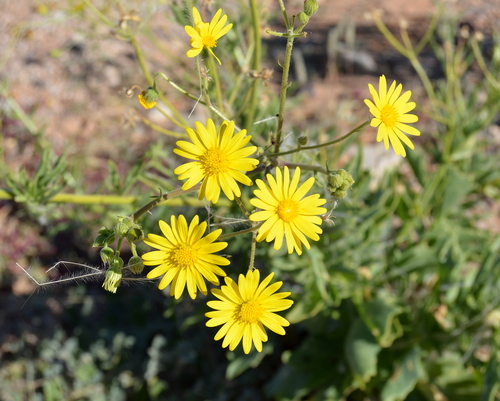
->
[154,73,243,130]
[274,33,296,154]
[136,114,188,138]
[153,105,188,130]
[218,222,262,241]
[131,183,201,222]
[248,230,257,271]
[207,52,224,112]
[234,196,251,219]
[245,0,262,132]
[282,162,328,176]
[269,119,371,157]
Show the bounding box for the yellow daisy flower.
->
[184,7,233,65]
[249,166,327,255]
[137,87,158,109]
[142,215,229,299]
[206,269,294,354]
[364,75,421,157]
[174,119,259,204]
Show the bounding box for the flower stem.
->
[219,222,263,241]
[248,230,257,271]
[131,183,201,222]
[269,119,371,157]
[207,52,224,112]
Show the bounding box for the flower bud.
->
[128,255,144,275]
[100,246,115,264]
[304,0,319,17]
[298,11,309,24]
[126,225,145,243]
[102,258,123,294]
[115,216,134,237]
[138,87,158,109]
[298,135,308,146]
[327,169,355,199]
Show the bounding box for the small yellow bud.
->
[138,87,158,109]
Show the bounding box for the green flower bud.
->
[102,259,123,294]
[100,246,115,264]
[304,0,319,16]
[128,255,144,275]
[298,135,308,146]
[126,225,145,243]
[115,216,133,237]
[298,11,309,24]
[327,169,355,199]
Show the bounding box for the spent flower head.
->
[250,166,327,255]
[142,215,229,299]
[364,75,421,157]
[185,7,233,65]
[206,269,293,354]
[174,119,259,204]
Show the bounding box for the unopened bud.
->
[303,0,318,17]
[126,225,145,243]
[128,255,144,274]
[298,11,309,24]
[100,246,115,264]
[102,258,123,294]
[327,169,355,199]
[138,87,158,109]
[298,135,308,146]
[115,216,134,237]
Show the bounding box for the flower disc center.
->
[380,104,399,128]
[277,199,299,223]
[171,245,196,268]
[237,300,264,324]
[200,148,229,176]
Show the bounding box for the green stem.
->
[274,32,296,154]
[207,52,223,112]
[245,0,262,132]
[219,222,262,241]
[249,230,257,271]
[234,196,251,219]
[282,162,328,175]
[154,73,242,129]
[131,183,201,222]
[269,119,370,157]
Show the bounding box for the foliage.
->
[0,0,499,400]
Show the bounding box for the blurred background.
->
[1,0,500,400]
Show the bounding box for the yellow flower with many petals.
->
[184,7,233,65]
[142,215,229,299]
[206,269,293,354]
[174,119,259,204]
[364,75,421,157]
[249,166,327,255]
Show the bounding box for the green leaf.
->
[381,346,425,401]
[480,350,500,401]
[356,297,403,347]
[440,165,473,216]
[345,318,381,389]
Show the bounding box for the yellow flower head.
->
[174,119,259,204]
[249,166,327,255]
[185,7,233,65]
[364,75,421,157]
[138,87,158,109]
[206,269,294,354]
[142,215,229,299]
